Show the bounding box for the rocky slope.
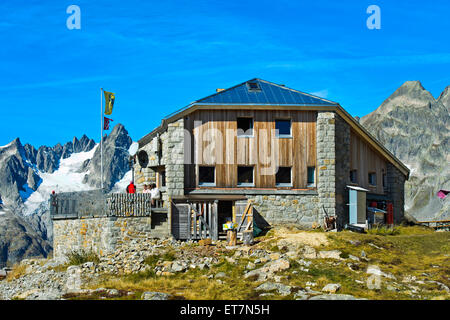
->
[0,208,51,268]
[0,226,448,300]
[0,124,132,267]
[361,81,450,221]
[82,124,132,190]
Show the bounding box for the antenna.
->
[128,142,139,156]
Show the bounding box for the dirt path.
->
[272,227,329,247]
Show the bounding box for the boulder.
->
[318,250,342,260]
[309,294,362,300]
[256,282,292,296]
[322,283,341,294]
[262,258,290,273]
[141,291,171,300]
[300,246,317,259]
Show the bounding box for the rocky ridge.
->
[0,124,133,267]
[361,81,450,221]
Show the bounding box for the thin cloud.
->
[266,53,450,71]
[0,75,118,91]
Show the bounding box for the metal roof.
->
[194,78,338,106]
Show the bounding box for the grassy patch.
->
[69,226,450,300]
[6,264,27,281]
[66,249,100,266]
[367,226,400,236]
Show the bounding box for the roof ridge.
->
[256,78,338,105]
[194,78,258,104]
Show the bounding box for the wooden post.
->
[227,229,237,246]
[187,203,191,240]
[212,200,218,241]
[193,205,197,239]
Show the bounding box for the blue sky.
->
[0,0,449,147]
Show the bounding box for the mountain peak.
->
[400,80,425,90]
[438,85,450,108]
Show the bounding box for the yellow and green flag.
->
[104,90,115,115]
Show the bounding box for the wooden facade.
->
[184,109,317,190]
[349,129,387,194]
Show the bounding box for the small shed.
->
[347,186,369,226]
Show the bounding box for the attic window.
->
[246,81,261,92]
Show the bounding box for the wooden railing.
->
[417,219,450,230]
[189,201,218,240]
[50,190,166,219]
[107,193,164,217]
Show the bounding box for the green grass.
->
[62,226,449,300]
[66,249,101,266]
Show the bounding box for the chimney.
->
[216,88,225,93]
[354,116,360,123]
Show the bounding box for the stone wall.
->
[316,112,337,224]
[53,216,168,259]
[334,114,351,228]
[247,193,320,228]
[386,163,406,223]
[164,119,185,197]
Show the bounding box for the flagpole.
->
[100,88,103,189]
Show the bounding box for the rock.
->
[82,262,95,269]
[361,250,367,258]
[262,258,290,273]
[427,281,450,292]
[386,284,399,292]
[215,272,227,279]
[294,292,309,300]
[309,294,362,300]
[348,255,360,262]
[318,250,342,260]
[256,282,292,296]
[322,283,341,294]
[297,259,312,267]
[269,253,281,260]
[199,238,212,246]
[347,263,360,272]
[141,291,171,300]
[367,265,396,280]
[197,263,208,270]
[171,261,186,273]
[246,262,256,270]
[244,269,268,282]
[106,289,120,297]
[368,243,383,250]
[225,257,236,264]
[301,246,317,259]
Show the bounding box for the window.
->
[368,172,377,186]
[276,167,292,186]
[307,167,316,187]
[350,170,358,183]
[237,166,254,186]
[275,119,291,137]
[246,81,261,92]
[159,170,166,187]
[237,117,253,137]
[199,166,215,186]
